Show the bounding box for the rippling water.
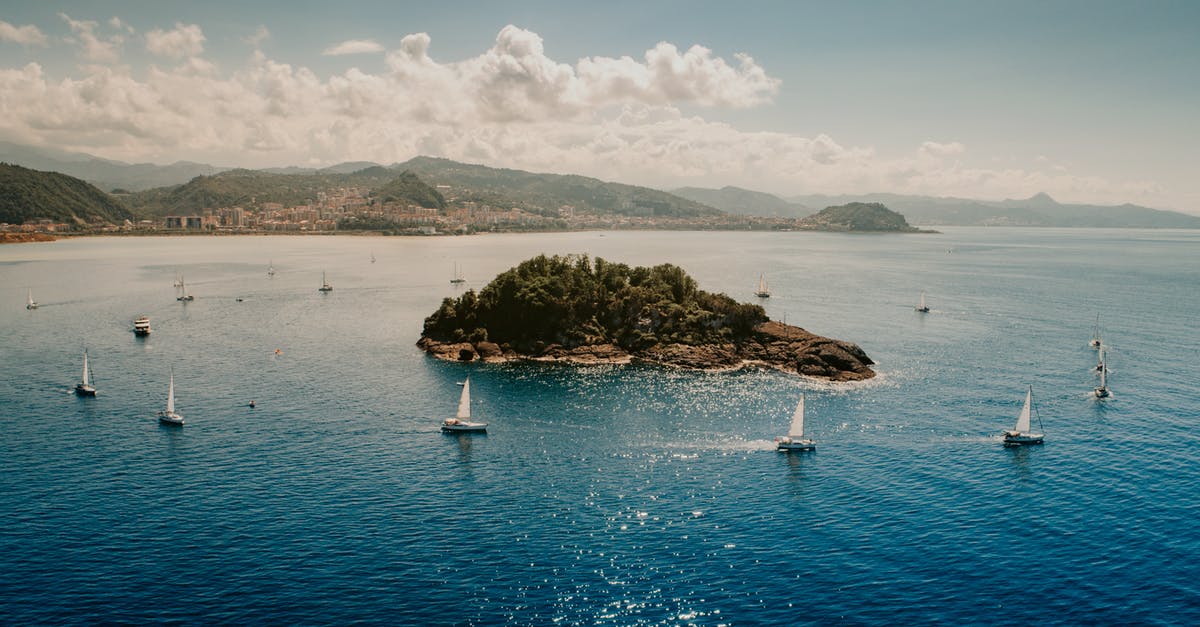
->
[2,229,1198,624]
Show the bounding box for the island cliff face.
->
[417,254,875,381]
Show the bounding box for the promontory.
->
[417,254,875,381]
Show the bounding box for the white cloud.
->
[322,39,384,56]
[244,25,270,48]
[145,23,205,59]
[0,20,48,46]
[59,13,124,62]
[0,23,1167,207]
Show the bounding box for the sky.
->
[1,0,1198,211]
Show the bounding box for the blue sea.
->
[2,228,1198,625]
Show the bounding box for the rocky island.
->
[418,254,875,381]
[797,201,927,232]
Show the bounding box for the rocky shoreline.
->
[418,320,875,382]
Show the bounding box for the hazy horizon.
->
[2,1,1197,212]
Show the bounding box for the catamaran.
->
[916,291,930,313]
[319,271,333,292]
[776,393,815,452]
[755,274,771,298]
[133,315,152,336]
[157,370,184,426]
[74,350,97,397]
[1094,347,1111,398]
[450,263,466,284]
[25,288,38,310]
[176,275,194,301]
[441,377,487,433]
[1003,385,1044,446]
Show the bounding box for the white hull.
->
[1003,431,1044,446]
[442,419,487,433]
[158,411,184,426]
[776,438,815,452]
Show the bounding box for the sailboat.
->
[1003,385,1044,446]
[74,350,97,397]
[1089,314,1102,348]
[776,393,815,451]
[450,263,466,284]
[754,274,771,298]
[157,369,184,426]
[1094,347,1111,398]
[25,288,38,310]
[916,291,930,313]
[176,275,194,301]
[319,271,333,292]
[441,377,487,432]
[267,260,276,278]
[370,251,376,264]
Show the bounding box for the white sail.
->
[1014,387,1032,433]
[920,291,927,309]
[81,351,90,386]
[758,275,768,294]
[27,289,33,307]
[788,394,806,438]
[456,378,471,419]
[166,372,176,413]
[1099,348,1107,388]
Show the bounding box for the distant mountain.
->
[0,141,227,192]
[670,186,812,217]
[125,167,400,218]
[797,202,919,232]
[395,156,721,218]
[373,171,445,209]
[787,192,1200,228]
[0,163,133,226]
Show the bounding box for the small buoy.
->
[274,348,282,355]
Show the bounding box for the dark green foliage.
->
[0,163,133,225]
[801,202,916,231]
[372,171,445,208]
[423,254,766,351]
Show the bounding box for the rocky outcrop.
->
[417,319,875,382]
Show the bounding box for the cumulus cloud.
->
[145,23,205,59]
[322,39,384,56]
[0,20,48,46]
[0,23,1161,206]
[244,25,270,48]
[59,13,124,62]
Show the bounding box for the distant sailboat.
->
[176,275,194,301]
[755,274,771,298]
[1094,347,1111,398]
[776,393,815,452]
[441,377,487,433]
[1089,314,1102,349]
[157,369,184,426]
[450,263,466,284]
[25,288,38,310]
[319,271,333,292]
[370,251,376,264]
[74,350,97,397]
[1003,385,1044,446]
[916,291,930,313]
[267,260,276,278]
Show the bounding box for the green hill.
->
[395,156,721,218]
[798,202,918,232]
[671,185,812,217]
[0,163,133,226]
[372,171,445,208]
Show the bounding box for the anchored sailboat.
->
[450,263,466,284]
[1003,385,1044,446]
[776,393,815,452]
[916,291,930,313]
[74,350,97,397]
[755,274,771,298]
[176,275,194,301]
[319,271,333,292]
[157,369,184,426]
[441,377,487,433]
[1094,347,1111,398]
[25,288,38,310]
[267,260,276,278]
[370,251,376,264]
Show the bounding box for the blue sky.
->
[2,1,1197,210]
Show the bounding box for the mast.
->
[1014,386,1032,433]
[920,291,926,310]
[456,378,471,419]
[82,351,90,386]
[1099,348,1107,388]
[788,394,806,438]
